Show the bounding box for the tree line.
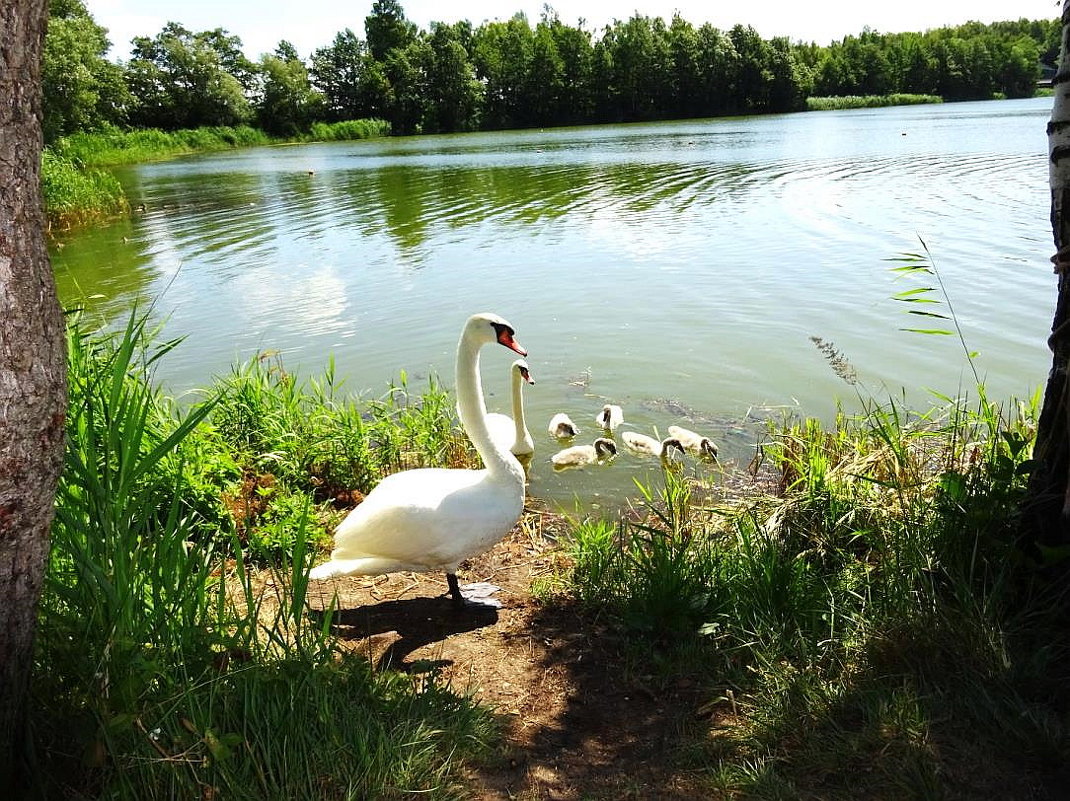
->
[46,0,1059,142]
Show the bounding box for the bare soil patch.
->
[304,505,717,801]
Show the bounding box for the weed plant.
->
[33,312,495,799]
[206,355,472,561]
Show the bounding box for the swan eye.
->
[519,365,533,383]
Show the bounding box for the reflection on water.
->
[51,98,1055,509]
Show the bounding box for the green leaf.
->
[901,327,954,335]
[906,310,949,318]
[892,287,938,298]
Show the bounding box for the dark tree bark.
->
[0,0,67,792]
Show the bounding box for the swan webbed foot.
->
[446,574,503,610]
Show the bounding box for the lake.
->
[51,97,1056,509]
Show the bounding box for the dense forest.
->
[47,0,1059,140]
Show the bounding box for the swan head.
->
[661,438,685,458]
[596,404,623,430]
[593,437,618,458]
[466,313,527,356]
[513,359,534,385]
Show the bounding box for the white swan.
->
[596,403,624,431]
[486,359,534,457]
[309,312,528,608]
[551,437,617,468]
[621,432,685,461]
[668,424,719,459]
[548,412,579,439]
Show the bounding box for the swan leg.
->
[446,572,502,610]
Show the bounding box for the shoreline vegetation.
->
[43,119,390,230]
[804,92,942,110]
[33,310,1070,798]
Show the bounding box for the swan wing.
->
[321,467,522,573]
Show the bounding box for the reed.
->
[52,125,272,168]
[806,94,943,110]
[304,118,391,142]
[41,149,128,229]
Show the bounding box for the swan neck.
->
[511,368,528,440]
[456,333,523,480]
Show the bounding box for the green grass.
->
[41,149,128,230]
[52,124,273,168]
[33,311,495,799]
[806,94,944,110]
[304,118,391,142]
[549,386,1069,797]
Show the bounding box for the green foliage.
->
[41,2,1055,142]
[557,387,1064,794]
[34,312,496,798]
[811,20,1055,101]
[43,0,130,143]
[257,52,325,136]
[40,148,128,229]
[310,29,384,122]
[365,0,418,62]
[124,22,256,129]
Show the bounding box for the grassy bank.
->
[33,308,1069,798]
[548,390,1068,796]
[806,93,943,110]
[43,119,390,230]
[34,312,488,799]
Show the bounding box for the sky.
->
[86,0,1061,60]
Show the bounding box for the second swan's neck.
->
[511,368,528,444]
[457,338,524,482]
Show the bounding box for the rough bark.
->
[0,0,67,792]
[1024,1,1070,550]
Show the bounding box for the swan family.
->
[309,311,720,607]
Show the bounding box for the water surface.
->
[52,97,1056,508]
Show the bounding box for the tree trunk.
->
[0,0,67,792]
[1025,1,1070,550]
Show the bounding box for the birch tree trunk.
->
[0,0,67,792]
[1027,0,1070,549]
